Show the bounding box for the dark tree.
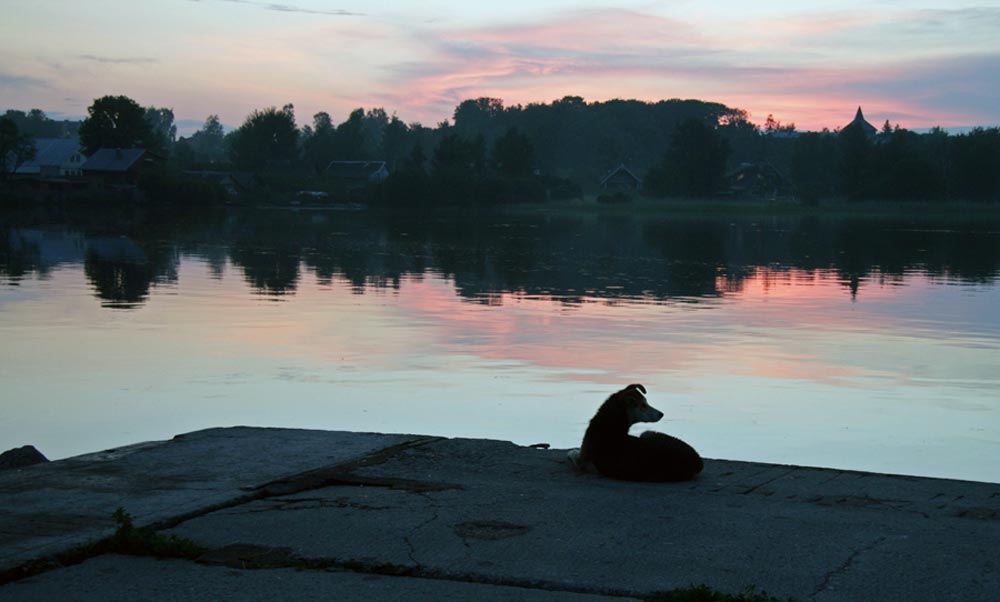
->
[453,97,504,137]
[429,133,486,203]
[380,142,431,205]
[145,107,177,153]
[303,111,335,171]
[872,128,944,201]
[381,115,410,170]
[361,108,389,158]
[0,117,37,180]
[405,142,426,172]
[332,108,365,160]
[492,127,534,177]
[432,133,478,176]
[838,125,872,200]
[228,104,299,171]
[790,132,838,204]
[646,118,731,197]
[950,128,1000,201]
[188,114,226,162]
[79,95,157,155]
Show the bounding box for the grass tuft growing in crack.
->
[0,508,207,586]
[99,508,206,559]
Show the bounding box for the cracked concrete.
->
[0,427,424,573]
[1,555,619,602]
[809,535,886,600]
[2,428,999,601]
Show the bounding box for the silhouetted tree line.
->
[2,109,80,139]
[788,124,1000,203]
[5,95,1000,203]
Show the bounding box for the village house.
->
[725,161,789,199]
[81,148,159,187]
[12,138,88,178]
[184,170,261,198]
[326,160,389,189]
[600,163,642,191]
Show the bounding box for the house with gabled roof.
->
[12,138,88,177]
[81,148,159,186]
[600,163,642,191]
[725,161,789,198]
[326,160,389,188]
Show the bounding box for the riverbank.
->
[498,195,1000,219]
[1,427,997,601]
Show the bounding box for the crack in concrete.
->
[807,495,930,519]
[737,468,799,496]
[196,543,641,599]
[1,437,447,586]
[227,496,395,515]
[146,437,451,533]
[809,535,886,600]
[403,493,440,568]
[818,472,845,486]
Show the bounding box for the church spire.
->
[843,106,877,138]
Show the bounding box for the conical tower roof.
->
[843,106,877,137]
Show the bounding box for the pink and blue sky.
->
[2,0,998,134]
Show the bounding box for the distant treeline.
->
[2,109,81,139]
[4,96,1000,203]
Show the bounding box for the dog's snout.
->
[635,403,663,424]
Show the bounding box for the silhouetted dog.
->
[568,384,703,482]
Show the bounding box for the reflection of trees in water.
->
[84,254,155,309]
[788,217,1000,294]
[3,207,1000,308]
[0,228,43,283]
[83,241,178,309]
[229,244,301,297]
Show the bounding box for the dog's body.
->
[569,384,703,482]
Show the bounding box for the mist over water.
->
[2,206,999,483]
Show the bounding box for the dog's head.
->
[613,383,663,425]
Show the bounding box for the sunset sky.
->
[2,0,998,134]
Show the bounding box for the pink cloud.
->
[371,7,997,130]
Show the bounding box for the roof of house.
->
[600,163,641,186]
[326,160,387,179]
[81,148,147,172]
[842,107,877,137]
[13,138,85,174]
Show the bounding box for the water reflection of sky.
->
[2,253,998,484]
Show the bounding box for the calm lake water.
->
[2,205,999,483]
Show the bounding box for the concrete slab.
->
[0,555,626,602]
[0,427,427,573]
[1,429,998,601]
[167,437,1000,601]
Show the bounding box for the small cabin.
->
[326,161,389,187]
[81,148,157,186]
[600,164,642,191]
[12,138,88,177]
[726,162,789,198]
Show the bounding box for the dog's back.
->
[578,384,703,482]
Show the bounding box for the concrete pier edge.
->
[1,427,998,601]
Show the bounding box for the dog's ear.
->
[624,383,646,396]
